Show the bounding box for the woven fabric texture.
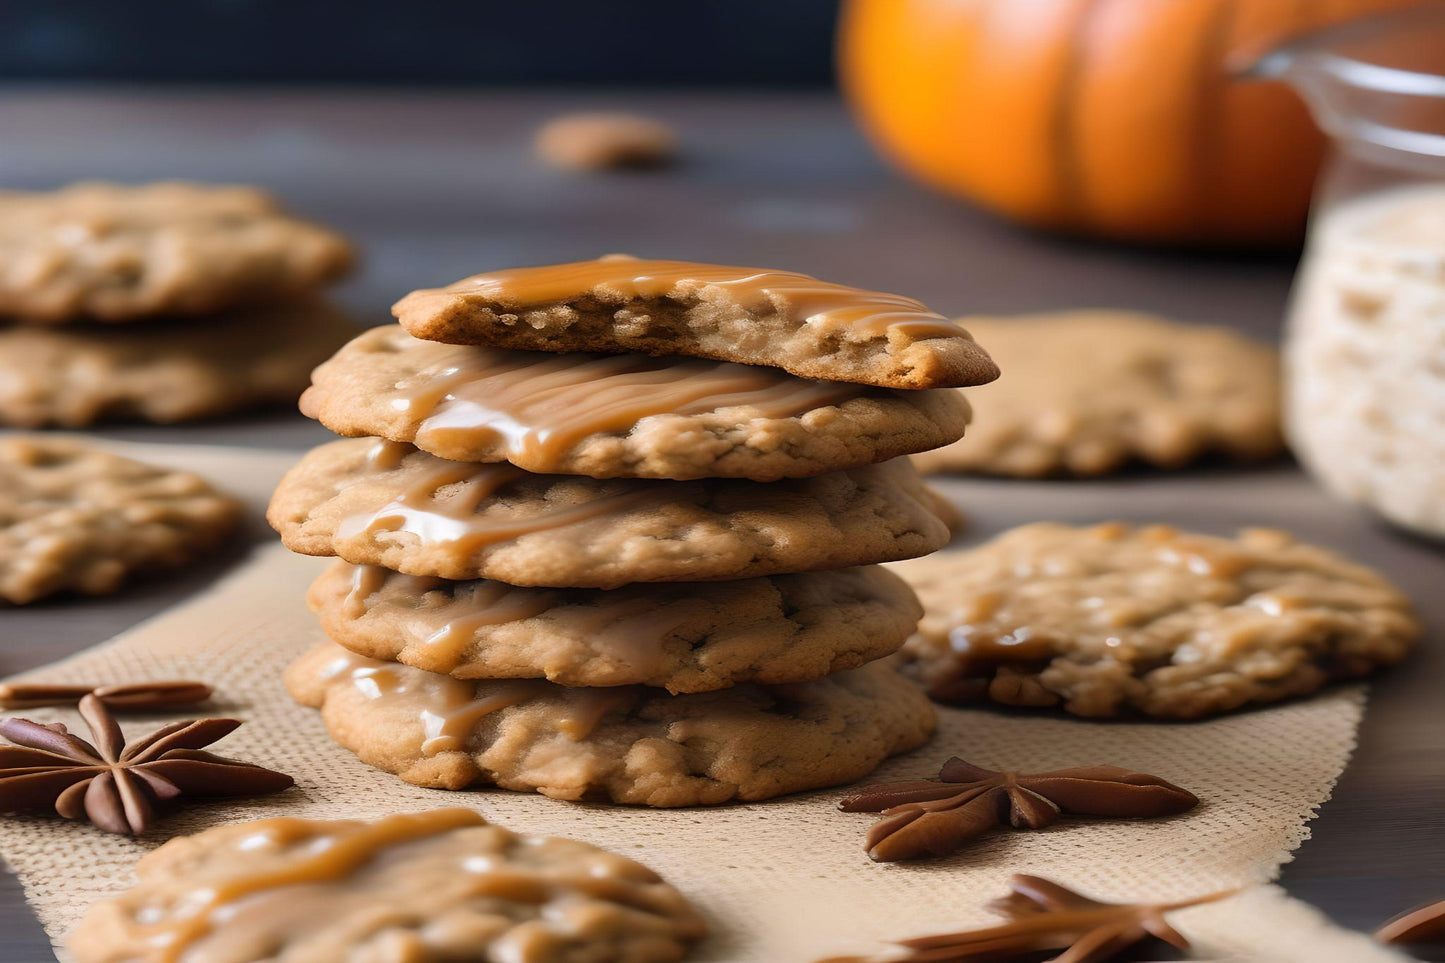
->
[0,443,1404,962]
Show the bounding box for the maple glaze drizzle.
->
[139,809,484,962]
[416,584,554,666]
[452,258,969,341]
[560,598,696,675]
[337,441,655,558]
[341,564,555,665]
[377,333,867,460]
[318,647,631,753]
[340,564,390,619]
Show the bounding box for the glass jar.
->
[1254,9,1445,537]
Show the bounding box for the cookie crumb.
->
[534,112,677,171]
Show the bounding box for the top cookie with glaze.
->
[392,257,999,389]
[0,181,353,323]
[302,324,972,480]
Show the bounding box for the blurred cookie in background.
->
[0,299,356,427]
[0,436,240,604]
[913,311,1282,478]
[0,181,352,324]
[0,181,356,426]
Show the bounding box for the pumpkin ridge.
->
[1053,0,1108,228]
[1192,0,1237,238]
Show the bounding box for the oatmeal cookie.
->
[912,312,1282,477]
[286,641,936,805]
[310,560,922,693]
[0,299,355,426]
[268,439,955,587]
[0,437,240,604]
[393,257,999,390]
[301,324,970,480]
[892,522,1419,719]
[0,181,352,323]
[69,809,705,963]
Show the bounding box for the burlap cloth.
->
[0,442,1407,962]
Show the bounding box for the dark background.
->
[0,1,841,85]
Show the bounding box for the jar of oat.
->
[1253,8,1445,537]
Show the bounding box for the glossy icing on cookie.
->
[332,332,866,462]
[336,441,656,558]
[453,258,970,340]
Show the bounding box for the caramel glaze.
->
[136,809,483,962]
[446,258,970,342]
[318,647,633,754]
[343,565,551,666]
[335,440,656,558]
[377,335,869,464]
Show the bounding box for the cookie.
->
[286,641,936,805]
[301,324,971,480]
[268,438,955,587]
[310,560,922,693]
[0,437,241,604]
[68,808,705,963]
[0,181,353,324]
[392,257,999,390]
[535,112,677,171]
[892,522,1420,719]
[0,299,356,427]
[911,312,1283,477]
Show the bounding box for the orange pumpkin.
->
[838,0,1423,245]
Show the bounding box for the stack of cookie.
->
[271,258,999,807]
[0,182,354,426]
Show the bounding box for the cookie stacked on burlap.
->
[270,257,999,806]
[0,182,355,426]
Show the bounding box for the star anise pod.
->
[0,680,212,711]
[818,874,1237,963]
[839,757,1198,861]
[0,693,293,835]
[1376,897,1445,946]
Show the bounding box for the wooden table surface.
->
[0,89,1440,962]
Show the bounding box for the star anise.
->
[0,680,212,711]
[0,693,293,835]
[1377,897,1445,946]
[839,757,1198,861]
[818,874,1237,963]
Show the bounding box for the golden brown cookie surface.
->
[310,560,921,693]
[286,641,936,805]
